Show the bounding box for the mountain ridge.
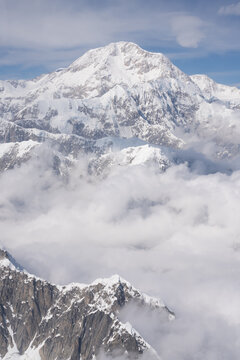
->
[0,41,240,174]
[0,248,173,360]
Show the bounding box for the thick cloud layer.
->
[0,151,240,358]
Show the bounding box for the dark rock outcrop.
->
[0,249,173,359]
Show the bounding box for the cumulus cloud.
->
[1,149,240,358]
[218,2,240,15]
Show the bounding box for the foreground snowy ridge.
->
[0,249,173,359]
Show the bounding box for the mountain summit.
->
[0,41,240,173]
[68,41,186,84]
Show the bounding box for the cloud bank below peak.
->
[1,151,240,359]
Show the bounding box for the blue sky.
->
[0,0,240,86]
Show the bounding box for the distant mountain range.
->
[0,41,240,175]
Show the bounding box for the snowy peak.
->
[70,41,167,69]
[191,74,217,92]
[0,251,172,359]
[191,74,240,104]
[65,41,187,86]
[60,273,174,320]
[0,249,24,271]
[0,41,240,174]
[88,274,174,318]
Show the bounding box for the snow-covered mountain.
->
[0,249,173,360]
[0,41,240,173]
[1,42,240,360]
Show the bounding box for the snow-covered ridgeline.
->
[0,41,240,174]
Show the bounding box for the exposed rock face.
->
[0,41,240,174]
[0,249,173,359]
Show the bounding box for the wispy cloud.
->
[0,1,240,83]
[218,2,240,15]
[0,0,235,71]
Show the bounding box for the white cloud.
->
[0,0,213,71]
[170,15,205,48]
[0,0,173,51]
[218,2,240,15]
[1,148,240,358]
[0,0,239,74]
